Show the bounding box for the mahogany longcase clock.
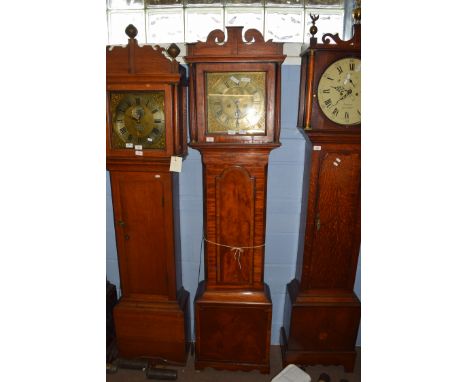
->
[280,12,361,372]
[106,25,190,364]
[185,27,285,373]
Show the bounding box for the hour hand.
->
[131,106,144,121]
[331,85,345,93]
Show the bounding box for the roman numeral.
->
[135,97,140,105]
[327,76,334,81]
[349,62,355,71]
[332,108,339,116]
[337,66,343,74]
[345,112,349,120]
[127,134,133,142]
[154,119,162,123]
[119,127,128,135]
[224,80,231,88]
[322,89,330,93]
[152,108,159,114]
[324,99,332,108]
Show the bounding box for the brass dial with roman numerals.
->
[110,92,166,149]
[206,71,266,134]
[317,57,361,126]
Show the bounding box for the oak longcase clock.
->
[185,26,285,373]
[106,25,189,364]
[281,11,361,372]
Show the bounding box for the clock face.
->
[206,72,266,134]
[110,92,166,149]
[317,57,361,125]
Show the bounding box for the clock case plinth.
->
[185,27,285,374]
[106,29,190,364]
[281,24,361,371]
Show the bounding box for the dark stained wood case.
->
[281,139,361,371]
[281,23,361,371]
[185,27,285,373]
[106,27,190,364]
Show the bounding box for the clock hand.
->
[234,99,241,128]
[331,85,345,92]
[333,89,353,106]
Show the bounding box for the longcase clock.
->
[106,25,190,364]
[281,11,361,372]
[185,26,285,373]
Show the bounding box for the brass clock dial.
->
[206,72,266,134]
[110,92,166,149]
[317,57,361,125]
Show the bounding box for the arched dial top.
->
[110,91,166,149]
[317,57,361,126]
[206,71,266,135]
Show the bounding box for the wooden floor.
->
[107,346,361,382]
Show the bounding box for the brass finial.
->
[352,0,361,24]
[167,43,181,59]
[125,24,138,39]
[309,14,319,38]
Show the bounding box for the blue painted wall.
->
[106,65,361,345]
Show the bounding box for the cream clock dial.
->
[317,57,361,125]
[110,92,166,149]
[206,72,266,134]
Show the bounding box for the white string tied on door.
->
[203,237,265,271]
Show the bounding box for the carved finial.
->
[167,43,181,59]
[309,14,319,37]
[353,0,361,24]
[125,24,138,39]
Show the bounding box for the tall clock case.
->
[106,28,190,364]
[185,26,285,373]
[282,23,361,372]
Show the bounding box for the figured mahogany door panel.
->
[197,303,271,365]
[111,171,172,297]
[215,166,255,285]
[305,146,360,290]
